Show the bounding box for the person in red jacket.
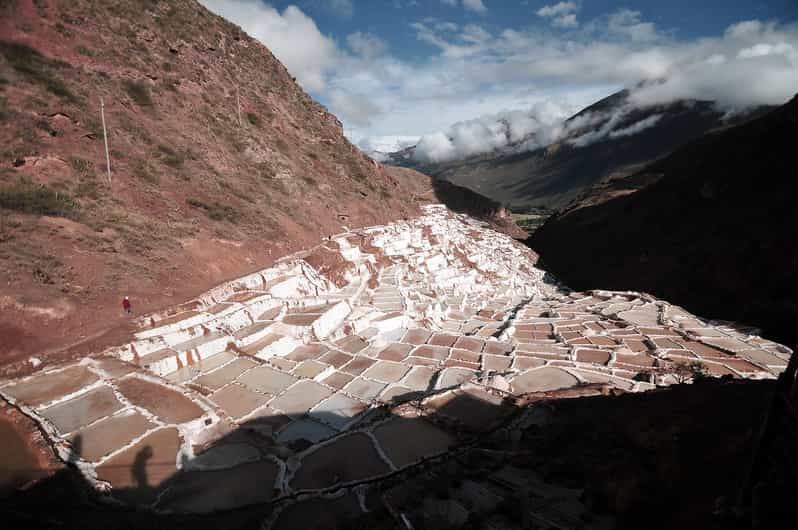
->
[122,296,132,315]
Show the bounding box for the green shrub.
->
[0,41,77,102]
[73,180,99,200]
[0,180,77,217]
[246,112,260,127]
[135,160,159,184]
[186,197,239,223]
[69,156,94,176]
[123,79,153,107]
[156,145,183,168]
[75,45,92,56]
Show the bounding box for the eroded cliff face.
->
[530,95,798,346]
[0,0,442,362]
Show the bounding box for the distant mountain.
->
[385,89,770,211]
[529,93,798,345]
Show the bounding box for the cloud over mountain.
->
[201,2,798,152]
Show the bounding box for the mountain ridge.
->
[383,89,771,212]
[529,93,798,345]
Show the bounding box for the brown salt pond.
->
[192,357,258,390]
[156,459,279,513]
[115,377,203,424]
[96,427,181,504]
[427,387,510,431]
[272,493,362,530]
[3,365,99,407]
[68,411,155,462]
[290,432,390,490]
[210,383,270,420]
[374,417,455,468]
[39,386,123,434]
[238,365,297,395]
[269,380,332,416]
[509,366,580,394]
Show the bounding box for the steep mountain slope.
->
[387,90,768,211]
[0,0,515,367]
[529,94,798,345]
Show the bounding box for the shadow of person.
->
[68,434,82,464]
[132,445,153,492]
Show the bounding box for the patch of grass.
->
[186,197,239,223]
[73,179,99,200]
[162,78,178,92]
[85,118,102,138]
[0,96,9,122]
[156,145,183,168]
[0,41,78,102]
[0,179,77,217]
[35,118,56,136]
[123,79,153,107]
[75,44,92,56]
[246,112,260,127]
[68,156,94,176]
[135,160,159,184]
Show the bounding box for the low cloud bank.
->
[413,102,575,163]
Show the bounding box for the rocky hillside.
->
[0,0,515,366]
[387,90,768,212]
[529,94,798,345]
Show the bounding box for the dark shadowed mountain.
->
[529,93,798,345]
[386,89,770,212]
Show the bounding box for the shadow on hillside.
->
[429,179,500,218]
[1,377,796,530]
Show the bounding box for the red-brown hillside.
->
[0,0,516,370]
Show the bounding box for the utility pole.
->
[100,97,111,185]
[236,85,242,127]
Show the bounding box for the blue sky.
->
[280,0,798,57]
[201,1,798,153]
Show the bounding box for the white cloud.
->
[202,2,798,159]
[328,90,381,127]
[322,0,354,18]
[346,31,388,60]
[415,132,458,163]
[552,13,578,29]
[413,101,575,162]
[200,0,338,92]
[609,114,663,138]
[628,20,798,107]
[537,1,577,18]
[605,9,658,42]
[463,0,487,14]
[537,1,579,29]
[358,136,420,160]
[440,0,487,14]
